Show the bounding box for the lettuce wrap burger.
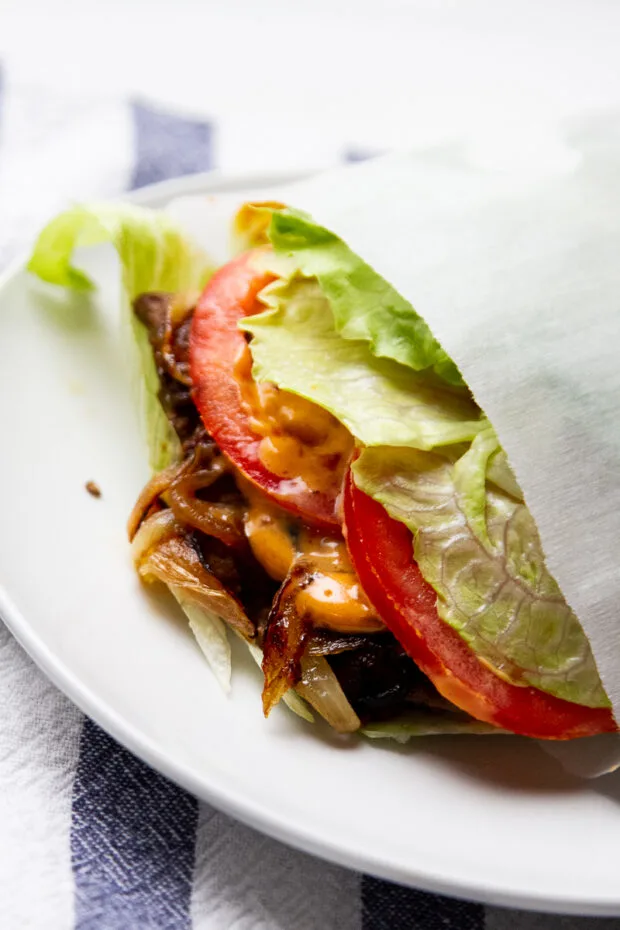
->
[28,198,615,742]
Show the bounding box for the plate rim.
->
[2,169,620,918]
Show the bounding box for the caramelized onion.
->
[131,508,178,561]
[246,642,314,723]
[297,656,361,734]
[260,558,363,731]
[128,435,247,547]
[161,343,193,386]
[127,459,189,541]
[159,294,194,386]
[135,514,254,641]
[261,562,313,717]
[167,465,245,546]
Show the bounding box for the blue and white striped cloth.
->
[0,66,616,930]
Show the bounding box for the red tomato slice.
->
[190,250,341,526]
[343,471,616,739]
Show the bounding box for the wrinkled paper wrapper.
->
[169,114,620,777]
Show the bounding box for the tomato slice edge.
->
[190,250,340,527]
[343,472,616,739]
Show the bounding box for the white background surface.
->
[3,0,620,171]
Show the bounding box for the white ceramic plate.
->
[2,172,620,917]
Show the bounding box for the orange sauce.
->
[241,478,384,634]
[233,343,353,497]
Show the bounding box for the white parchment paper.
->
[170,114,620,770]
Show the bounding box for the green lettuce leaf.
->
[452,426,502,549]
[28,204,233,693]
[239,202,605,712]
[171,586,232,694]
[362,711,506,742]
[240,204,462,384]
[241,276,485,450]
[28,203,213,471]
[353,439,608,708]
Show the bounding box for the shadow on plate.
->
[29,278,101,334]
[591,768,620,805]
[144,595,620,793]
[353,731,601,796]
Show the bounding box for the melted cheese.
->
[234,343,353,496]
[241,478,384,634]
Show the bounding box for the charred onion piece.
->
[131,508,178,560]
[168,467,245,546]
[261,562,361,732]
[127,458,191,542]
[134,512,255,641]
[261,561,314,717]
[128,434,247,548]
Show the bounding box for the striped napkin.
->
[0,64,615,930]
